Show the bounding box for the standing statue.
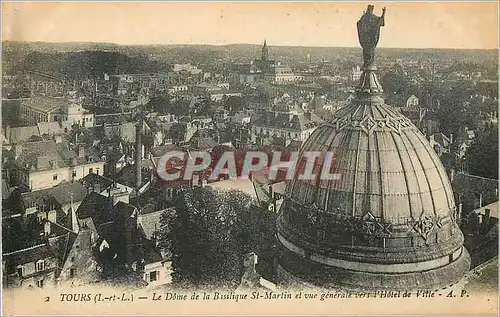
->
[357,5,386,68]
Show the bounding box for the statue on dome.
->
[357,5,386,68]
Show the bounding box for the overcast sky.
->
[2,2,498,49]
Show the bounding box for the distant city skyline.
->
[2,2,499,50]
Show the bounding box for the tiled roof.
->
[7,126,40,144]
[21,96,69,113]
[37,122,63,136]
[52,232,78,266]
[143,241,163,264]
[14,140,101,172]
[188,137,218,151]
[80,173,113,191]
[452,172,499,209]
[150,144,184,158]
[115,164,152,189]
[114,201,137,218]
[431,133,451,148]
[76,192,113,226]
[95,221,119,246]
[3,244,56,268]
[251,111,322,131]
[138,208,172,241]
[22,182,87,207]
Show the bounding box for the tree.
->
[147,95,171,114]
[168,123,186,144]
[157,187,276,289]
[380,69,410,103]
[169,99,190,117]
[224,96,243,115]
[465,127,499,179]
[191,98,215,117]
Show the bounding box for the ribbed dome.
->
[276,69,470,291]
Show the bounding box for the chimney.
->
[484,208,491,229]
[457,203,463,225]
[69,194,79,233]
[479,192,483,208]
[14,144,23,160]
[135,122,142,190]
[78,145,85,158]
[239,252,261,288]
[449,169,455,182]
[44,221,51,236]
[449,133,453,144]
[244,252,258,274]
[5,126,11,143]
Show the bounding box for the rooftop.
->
[76,192,113,226]
[80,172,114,191]
[251,111,322,131]
[3,243,56,267]
[114,164,152,189]
[21,96,70,113]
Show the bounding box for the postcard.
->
[1,1,498,315]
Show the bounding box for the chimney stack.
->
[457,203,463,225]
[5,126,11,143]
[449,169,455,182]
[484,208,491,229]
[244,252,258,274]
[14,144,23,160]
[135,121,142,190]
[78,145,85,158]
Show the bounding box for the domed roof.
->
[288,73,454,223]
[276,69,470,291]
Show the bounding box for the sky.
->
[2,2,499,49]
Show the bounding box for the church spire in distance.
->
[262,39,269,61]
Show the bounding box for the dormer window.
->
[36,260,45,272]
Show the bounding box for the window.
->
[72,171,77,178]
[70,268,77,278]
[96,168,100,176]
[89,168,93,174]
[53,175,58,181]
[36,260,45,272]
[16,266,23,277]
[37,279,44,288]
[149,271,158,282]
